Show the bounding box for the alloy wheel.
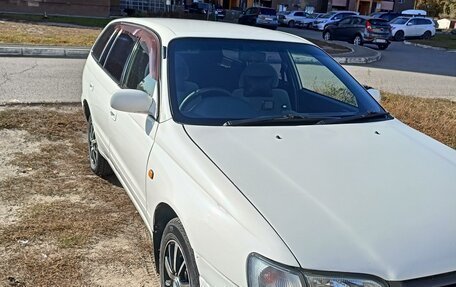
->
[323,32,331,41]
[163,240,190,287]
[88,122,98,167]
[353,35,362,45]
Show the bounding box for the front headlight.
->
[305,273,386,287]
[247,254,387,287]
[247,253,305,287]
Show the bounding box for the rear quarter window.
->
[92,24,116,62]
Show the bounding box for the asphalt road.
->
[0,52,454,104]
[281,27,456,77]
[0,57,83,104]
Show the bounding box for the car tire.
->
[323,30,332,41]
[377,43,389,50]
[160,218,200,287]
[87,116,112,177]
[288,20,295,28]
[422,31,432,39]
[394,30,404,41]
[353,34,363,46]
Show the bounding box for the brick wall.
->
[0,0,119,17]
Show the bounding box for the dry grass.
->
[382,93,456,149]
[0,105,158,287]
[0,20,100,47]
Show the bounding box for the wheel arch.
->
[153,202,178,272]
[82,100,91,122]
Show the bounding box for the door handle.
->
[89,83,94,91]
[110,110,117,121]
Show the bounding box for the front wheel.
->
[87,116,112,177]
[288,20,295,28]
[377,43,389,50]
[323,31,332,41]
[394,30,404,41]
[160,218,200,287]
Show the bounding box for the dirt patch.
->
[0,105,159,287]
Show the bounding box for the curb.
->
[403,41,455,52]
[333,49,382,64]
[0,46,89,58]
[0,44,383,63]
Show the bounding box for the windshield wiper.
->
[223,113,331,126]
[316,111,392,125]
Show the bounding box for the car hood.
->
[185,119,456,280]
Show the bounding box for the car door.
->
[333,17,353,40]
[240,8,252,24]
[294,11,305,22]
[406,18,419,36]
[109,27,160,217]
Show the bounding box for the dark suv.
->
[238,7,278,30]
[323,16,391,50]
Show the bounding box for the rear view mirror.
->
[111,89,156,115]
[367,88,381,102]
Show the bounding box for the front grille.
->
[388,271,456,287]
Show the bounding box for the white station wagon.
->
[81,18,456,287]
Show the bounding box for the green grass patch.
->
[410,33,456,50]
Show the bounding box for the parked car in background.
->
[278,10,310,27]
[311,11,358,30]
[188,2,211,14]
[370,11,401,22]
[323,16,391,49]
[295,12,323,28]
[389,16,435,40]
[215,4,226,19]
[238,7,278,30]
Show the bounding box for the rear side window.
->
[104,32,137,83]
[92,24,116,61]
[417,18,432,25]
[260,8,276,15]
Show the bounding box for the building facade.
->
[0,0,120,17]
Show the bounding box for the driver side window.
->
[338,17,352,25]
[124,32,159,97]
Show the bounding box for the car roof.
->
[111,18,313,46]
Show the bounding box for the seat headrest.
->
[175,54,190,81]
[239,63,279,88]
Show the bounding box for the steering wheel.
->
[179,88,233,112]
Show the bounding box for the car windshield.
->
[320,12,336,18]
[391,17,409,24]
[308,13,319,18]
[168,38,387,126]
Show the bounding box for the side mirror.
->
[406,22,412,26]
[367,88,381,102]
[111,89,155,114]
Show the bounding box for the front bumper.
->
[312,22,326,30]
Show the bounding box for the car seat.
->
[232,63,291,115]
